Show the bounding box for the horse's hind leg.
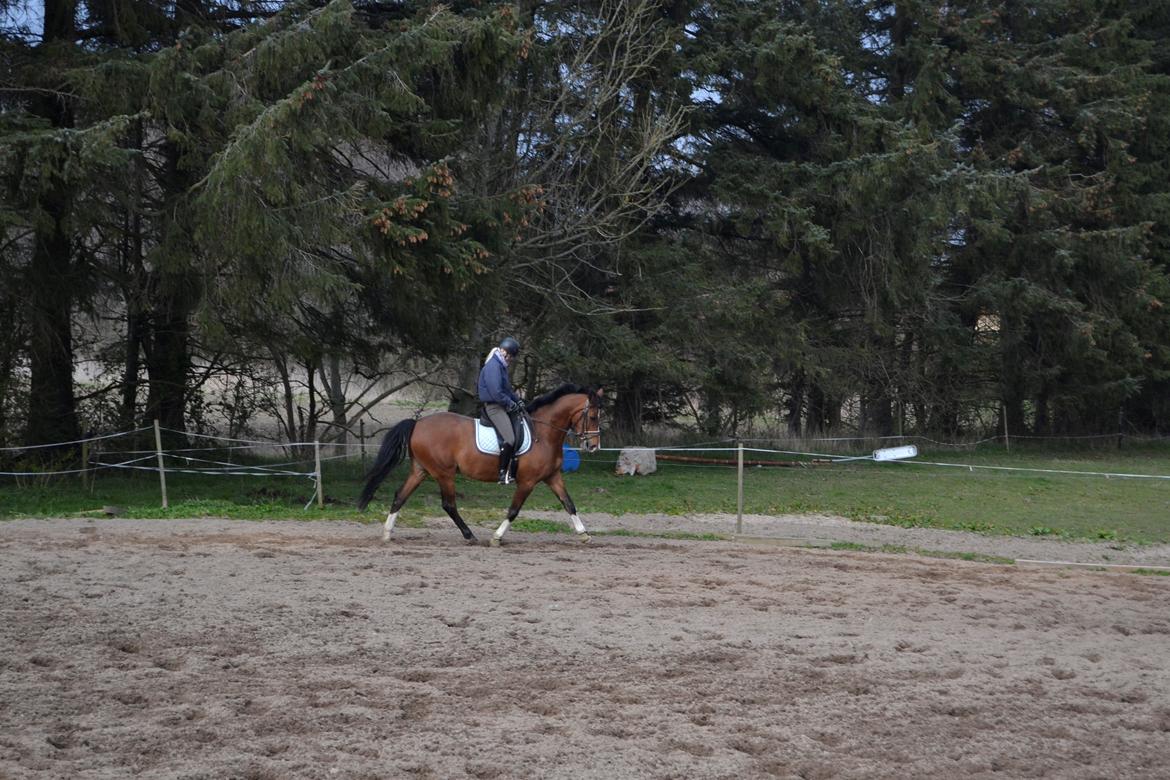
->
[436,474,477,543]
[383,466,426,542]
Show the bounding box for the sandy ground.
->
[2,516,1169,779]
[523,510,1170,568]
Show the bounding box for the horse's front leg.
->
[490,483,536,547]
[544,470,591,543]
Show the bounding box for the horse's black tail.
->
[357,419,416,511]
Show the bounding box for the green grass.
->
[3,444,1169,544]
[510,517,572,534]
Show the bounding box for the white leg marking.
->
[490,519,511,547]
[382,510,399,542]
[570,514,591,543]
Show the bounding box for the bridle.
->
[569,397,603,448]
[531,395,602,448]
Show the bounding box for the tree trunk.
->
[23,0,79,453]
[25,211,79,451]
[120,302,145,432]
[1033,383,1051,435]
[303,358,318,460]
[321,354,348,456]
[785,373,805,436]
[861,327,896,436]
[0,297,21,447]
[119,238,146,433]
[613,381,643,439]
[1002,391,1027,439]
[861,391,895,437]
[699,389,722,438]
[119,120,147,433]
[448,327,484,416]
[144,136,198,448]
[145,285,192,447]
[273,351,297,443]
[807,384,839,435]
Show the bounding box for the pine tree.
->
[670,0,968,436]
[177,0,533,364]
[1,0,144,450]
[949,0,1168,433]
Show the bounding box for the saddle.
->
[474,410,533,456]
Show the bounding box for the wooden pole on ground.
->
[153,419,168,509]
[314,440,324,509]
[736,441,744,535]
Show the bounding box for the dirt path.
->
[2,517,1169,779]
[519,511,1170,568]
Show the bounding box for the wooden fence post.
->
[736,441,744,535]
[315,440,324,509]
[1002,403,1010,452]
[154,419,169,509]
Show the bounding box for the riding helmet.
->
[500,336,521,356]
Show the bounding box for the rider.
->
[477,336,525,484]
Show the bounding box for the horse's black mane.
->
[526,383,598,414]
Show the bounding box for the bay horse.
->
[357,384,603,546]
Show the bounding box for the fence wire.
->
[2,426,1168,483]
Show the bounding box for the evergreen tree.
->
[186,0,531,338]
[6,0,1170,447]
[1,0,145,450]
[949,0,1168,433]
[672,0,966,436]
[1113,0,1170,432]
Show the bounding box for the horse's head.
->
[572,388,604,453]
[527,384,605,453]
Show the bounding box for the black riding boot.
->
[497,442,515,484]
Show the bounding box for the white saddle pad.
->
[475,418,533,456]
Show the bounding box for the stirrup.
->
[497,470,513,485]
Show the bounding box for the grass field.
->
[2,443,1169,543]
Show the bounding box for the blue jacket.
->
[478,353,520,406]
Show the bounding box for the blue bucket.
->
[561,445,581,473]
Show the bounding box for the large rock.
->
[615,447,657,476]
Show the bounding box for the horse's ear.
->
[594,387,604,398]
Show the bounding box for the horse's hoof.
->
[382,532,391,542]
[490,537,502,548]
[465,536,478,545]
[578,533,592,544]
